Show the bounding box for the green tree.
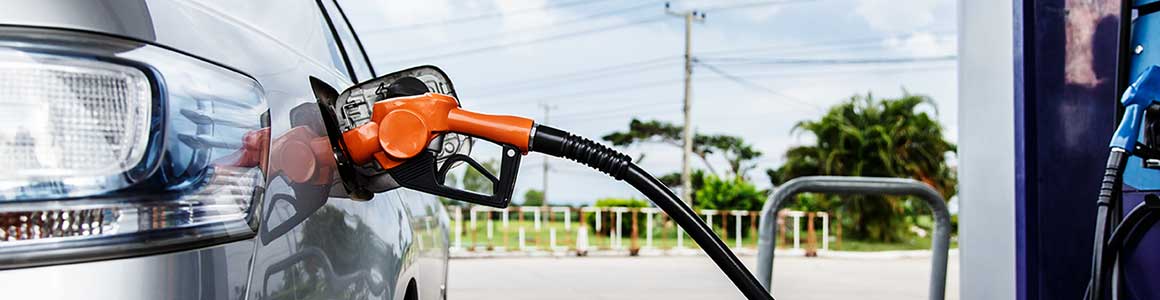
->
[602,119,763,179]
[658,169,706,190]
[522,189,544,206]
[461,159,498,194]
[768,91,957,242]
[439,160,499,206]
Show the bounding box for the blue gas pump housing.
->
[1115,6,1160,298]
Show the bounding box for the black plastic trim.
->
[330,0,378,76]
[314,0,358,82]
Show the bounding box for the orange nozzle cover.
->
[342,93,533,169]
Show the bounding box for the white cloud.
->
[742,6,783,23]
[854,0,938,33]
[494,0,558,33]
[884,32,957,56]
[374,0,455,26]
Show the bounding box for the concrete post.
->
[562,208,571,231]
[819,212,829,251]
[533,208,541,231]
[518,227,526,251]
[550,228,557,250]
[645,208,656,248]
[595,209,602,231]
[614,208,623,249]
[789,211,803,250]
[453,207,463,250]
[703,209,717,233]
[732,210,746,249]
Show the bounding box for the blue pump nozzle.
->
[1111,65,1160,151]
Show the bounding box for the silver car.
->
[0,1,450,299]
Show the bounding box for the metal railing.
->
[756,176,952,300]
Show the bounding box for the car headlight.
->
[0,49,153,198]
[0,27,269,268]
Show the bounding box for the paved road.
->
[448,254,959,300]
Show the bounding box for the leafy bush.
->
[521,189,544,206]
[694,174,765,211]
[594,197,648,208]
[584,197,649,236]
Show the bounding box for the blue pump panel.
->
[1014,0,1121,298]
[1138,0,1160,8]
[1120,9,1160,300]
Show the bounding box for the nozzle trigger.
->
[388,143,521,208]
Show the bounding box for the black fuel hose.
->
[1087,149,1128,300]
[1087,194,1160,300]
[530,124,775,300]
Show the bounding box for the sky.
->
[338,0,959,206]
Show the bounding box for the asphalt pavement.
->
[448,253,960,300]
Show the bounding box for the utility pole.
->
[540,103,555,210]
[666,3,705,208]
[666,2,704,251]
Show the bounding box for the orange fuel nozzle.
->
[341,93,534,169]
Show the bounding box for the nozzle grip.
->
[447,108,533,152]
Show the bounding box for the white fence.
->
[448,206,833,255]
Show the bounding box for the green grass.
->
[835,235,959,251]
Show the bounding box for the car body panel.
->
[0,0,449,299]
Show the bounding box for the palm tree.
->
[768,91,956,242]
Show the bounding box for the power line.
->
[465,34,954,97]
[698,31,957,56]
[373,0,829,67]
[705,63,957,77]
[694,60,822,110]
[413,1,667,52]
[475,77,683,105]
[378,16,668,66]
[472,60,954,109]
[700,0,818,12]
[705,40,890,57]
[552,105,683,122]
[495,36,950,92]
[698,55,959,65]
[553,107,683,123]
[471,46,898,97]
[551,98,682,118]
[515,64,956,121]
[468,64,955,128]
[364,0,612,33]
[468,57,680,97]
